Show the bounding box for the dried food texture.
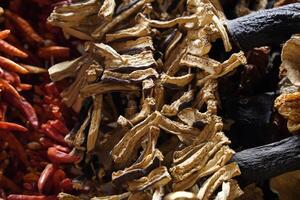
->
[47,0,247,199]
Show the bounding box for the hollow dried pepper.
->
[38,164,55,194]
[47,147,80,164]
[0,121,28,132]
[0,78,20,98]
[0,30,11,40]
[7,195,57,200]
[4,93,39,129]
[41,123,67,145]
[4,10,44,44]
[38,46,70,60]
[0,40,28,58]
[0,56,28,74]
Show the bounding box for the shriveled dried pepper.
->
[38,46,70,60]
[0,121,28,132]
[0,30,11,40]
[7,195,57,200]
[0,56,28,74]
[0,40,28,58]
[47,147,80,164]
[38,164,55,194]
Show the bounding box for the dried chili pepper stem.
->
[226,3,300,51]
[231,134,300,184]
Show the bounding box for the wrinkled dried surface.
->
[47,0,246,199]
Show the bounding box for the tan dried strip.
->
[180,54,220,74]
[101,68,159,83]
[129,97,156,125]
[211,15,232,52]
[112,126,163,181]
[172,146,235,191]
[112,112,159,164]
[106,21,151,42]
[197,162,241,200]
[87,95,103,152]
[109,36,154,53]
[161,90,194,116]
[127,166,171,191]
[80,82,140,97]
[161,73,194,88]
[164,191,198,200]
[214,180,243,200]
[98,0,115,19]
[170,132,230,181]
[165,30,183,59]
[91,192,131,200]
[140,13,198,28]
[92,0,152,40]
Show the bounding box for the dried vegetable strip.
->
[47,0,247,199]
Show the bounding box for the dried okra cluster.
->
[48,0,247,199]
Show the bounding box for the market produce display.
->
[0,0,300,200]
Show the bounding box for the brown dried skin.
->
[127,166,171,191]
[161,73,195,88]
[105,20,151,43]
[92,0,153,40]
[109,36,154,54]
[80,82,140,97]
[91,192,131,200]
[98,0,116,19]
[274,92,300,133]
[87,95,103,152]
[112,126,163,184]
[161,90,194,117]
[129,97,156,125]
[101,68,159,83]
[196,163,241,200]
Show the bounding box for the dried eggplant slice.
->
[161,73,194,88]
[127,166,171,191]
[91,192,131,200]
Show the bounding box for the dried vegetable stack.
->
[47,0,247,199]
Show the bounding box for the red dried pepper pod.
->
[0,56,28,74]
[0,121,28,132]
[47,147,80,164]
[38,163,55,194]
[38,46,70,60]
[7,195,57,200]
[0,30,11,40]
[41,123,67,145]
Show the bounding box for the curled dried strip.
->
[98,0,116,19]
[161,73,194,88]
[164,30,182,59]
[4,10,44,44]
[81,82,140,97]
[164,191,198,200]
[109,36,154,54]
[170,132,230,182]
[214,180,243,200]
[127,166,171,191]
[196,52,247,86]
[87,95,103,152]
[161,90,194,117]
[196,163,241,200]
[180,54,220,74]
[129,97,155,125]
[101,68,158,83]
[106,21,151,43]
[91,0,152,40]
[112,126,162,184]
[91,192,131,200]
[140,14,198,28]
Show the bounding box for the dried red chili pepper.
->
[47,147,80,164]
[44,83,60,98]
[0,40,28,58]
[38,46,70,60]
[0,131,29,166]
[41,123,67,145]
[0,56,28,74]
[4,10,44,44]
[0,121,28,132]
[59,178,72,193]
[0,103,7,121]
[7,195,57,200]
[0,78,20,98]
[4,93,39,129]
[38,164,55,194]
[0,30,11,40]
[52,169,66,193]
[48,120,69,136]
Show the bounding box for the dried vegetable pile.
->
[47,0,247,199]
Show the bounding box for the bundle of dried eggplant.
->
[48,0,247,199]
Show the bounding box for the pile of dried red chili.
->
[0,1,80,199]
